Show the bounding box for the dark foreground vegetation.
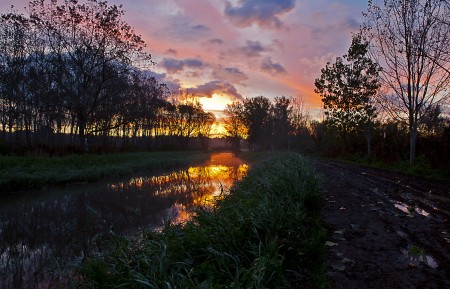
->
[76,153,327,289]
[0,151,208,193]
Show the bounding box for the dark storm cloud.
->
[261,57,287,76]
[225,0,296,28]
[188,80,243,100]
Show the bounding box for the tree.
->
[224,101,247,151]
[271,96,291,150]
[27,0,152,147]
[242,96,271,150]
[315,34,380,158]
[289,95,314,153]
[364,0,450,165]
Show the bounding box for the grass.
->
[335,154,450,181]
[0,151,209,193]
[76,153,327,289]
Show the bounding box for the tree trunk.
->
[409,126,417,165]
[78,116,87,152]
[365,120,372,163]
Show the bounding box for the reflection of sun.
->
[109,153,250,226]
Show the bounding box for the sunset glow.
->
[197,93,234,113]
[0,0,368,119]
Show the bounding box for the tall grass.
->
[0,151,209,193]
[77,153,327,288]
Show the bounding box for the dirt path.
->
[313,159,450,289]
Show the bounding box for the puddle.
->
[393,201,430,217]
[401,247,438,269]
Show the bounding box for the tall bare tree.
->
[365,0,450,164]
[28,0,152,147]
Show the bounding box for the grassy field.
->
[0,151,209,193]
[77,153,327,288]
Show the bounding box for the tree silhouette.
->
[224,101,247,151]
[27,0,152,148]
[364,0,450,165]
[243,96,272,150]
[315,34,380,158]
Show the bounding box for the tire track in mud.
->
[312,159,450,289]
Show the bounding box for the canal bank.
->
[77,153,327,289]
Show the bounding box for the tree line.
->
[0,0,214,153]
[1,0,449,170]
[224,0,449,170]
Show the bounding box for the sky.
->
[0,0,369,118]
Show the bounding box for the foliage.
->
[315,34,380,156]
[224,101,248,151]
[77,153,327,288]
[242,96,273,150]
[224,96,308,152]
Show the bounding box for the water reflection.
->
[0,152,248,289]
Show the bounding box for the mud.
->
[313,159,450,289]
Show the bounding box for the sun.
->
[196,93,237,138]
[197,93,234,115]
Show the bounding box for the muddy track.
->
[312,159,450,289]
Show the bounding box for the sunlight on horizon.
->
[198,93,234,113]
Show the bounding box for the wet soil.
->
[313,159,450,289]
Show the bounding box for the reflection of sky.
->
[0,0,367,118]
[0,152,248,288]
[110,152,248,224]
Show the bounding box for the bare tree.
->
[365,0,450,164]
[28,0,152,148]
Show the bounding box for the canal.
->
[0,152,248,289]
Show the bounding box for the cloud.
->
[221,40,270,61]
[261,57,287,76]
[207,38,224,45]
[159,57,206,74]
[165,48,177,55]
[157,14,211,41]
[225,0,296,29]
[239,40,268,57]
[212,66,249,84]
[145,71,182,94]
[187,80,243,100]
[160,58,185,74]
[184,58,206,68]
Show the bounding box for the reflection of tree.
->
[0,156,249,288]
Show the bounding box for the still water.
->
[0,152,248,289]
